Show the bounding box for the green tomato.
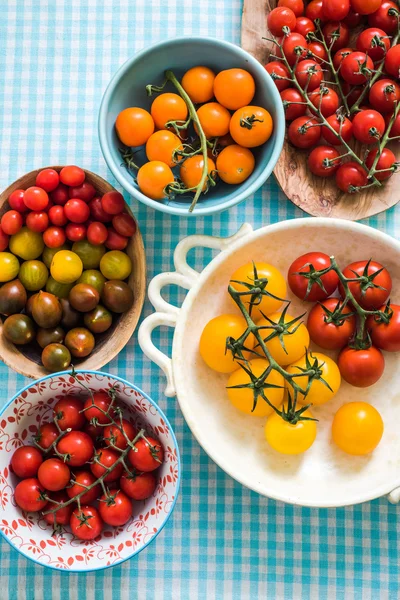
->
[46,276,73,299]
[72,241,106,269]
[100,250,132,280]
[42,244,69,269]
[18,260,49,291]
[0,252,20,283]
[77,269,106,294]
[9,227,44,260]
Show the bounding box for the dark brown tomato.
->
[60,298,81,329]
[0,280,27,315]
[69,283,100,312]
[64,327,95,358]
[32,291,62,328]
[83,304,113,334]
[41,343,71,372]
[101,280,134,313]
[3,314,35,345]
[36,325,65,349]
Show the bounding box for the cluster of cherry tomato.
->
[198,256,391,457]
[10,390,163,540]
[0,166,136,371]
[116,66,273,203]
[266,0,400,192]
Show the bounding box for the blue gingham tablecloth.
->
[1,1,400,598]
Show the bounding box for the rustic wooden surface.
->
[241,0,400,220]
[0,167,146,379]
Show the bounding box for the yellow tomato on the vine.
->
[286,352,341,406]
[265,405,317,455]
[332,402,383,456]
[199,314,254,373]
[229,262,286,320]
[256,311,309,366]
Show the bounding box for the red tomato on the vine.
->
[67,470,101,504]
[356,27,390,62]
[295,16,315,37]
[322,114,353,145]
[365,148,397,180]
[11,445,43,478]
[333,48,353,71]
[103,419,137,450]
[14,478,47,512]
[305,0,325,21]
[267,7,297,36]
[351,0,381,15]
[278,0,305,17]
[56,431,94,467]
[307,145,341,177]
[341,51,374,84]
[83,391,115,425]
[335,162,368,193]
[368,304,400,351]
[338,346,385,387]
[90,448,123,482]
[98,490,132,526]
[307,41,328,64]
[266,61,291,91]
[53,395,85,431]
[307,298,356,350]
[322,21,350,52]
[368,1,399,34]
[385,45,400,78]
[282,32,308,65]
[339,260,392,309]
[70,505,103,540]
[352,109,386,144]
[120,471,157,500]
[36,422,58,451]
[322,0,350,21]
[309,87,340,117]
[288,116,321,148]
[369,78,400,113]
[280,88,307,120]
[288,252,339,301]
[38,458,70,492]
[43,491,72,526]
[294,59,323,90]
[128,436,165,472]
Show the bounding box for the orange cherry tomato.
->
[115,107,155,147]
[216,145,255,184]
[180,155,216,191]
[145,130,183,167]
[196,102,231,138]
[230,105,273,147]
[213,68,256,110]
[137,161,175,200]
[181,66,216,104]
[151,93,188,130]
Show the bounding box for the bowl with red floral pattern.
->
[0,370,180,571]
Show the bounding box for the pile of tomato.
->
[0,166,136,371]
[198,253,397,457]
[115,66,273,202]
[266,0,400,192]
[10,390,163,540]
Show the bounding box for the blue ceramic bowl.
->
[98,36,285,217]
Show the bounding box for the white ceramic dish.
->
[139,219,400,507]
[0,371,180,571]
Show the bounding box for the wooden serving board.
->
[241,0,400,220]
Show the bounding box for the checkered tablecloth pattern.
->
[1,1,400,598]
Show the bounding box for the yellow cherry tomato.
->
[286,352,341,406]
[145,130,183,167]
[199,314,254,373]
[151,93,188,130]
[181,66,216,104]
[265,405,317,455]
[257,311,309,366]
[0,252,20,282]
[229,262,286,320]
[137,161,175,200]
[230,105,273,148]
[213,68,255,110]
[332,402,383,456]
[9,227,44,260]
[180,155,216,192]
[115,107,155,147]
[100,250,132,280]
[227,358,284,417]
[216,145,255,185]
[50,250,83,284]
[196,102,231,139]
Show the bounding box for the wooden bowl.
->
[241,0,400,220]
[0,167,146,378]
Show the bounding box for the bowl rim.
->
[171,217,400,507]
[98,35,286,217]
[0,369,181,572]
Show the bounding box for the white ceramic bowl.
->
[0,371,180,571]
[139,219,400,508]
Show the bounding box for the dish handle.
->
[388,487,400,504]
[138,224,253,396]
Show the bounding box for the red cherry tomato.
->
[336,162,368,193]
[322,21,350,52]
[26,211,49,233]
[101,191,125,216]
[338,346,385,387]
[267,7,297,36]
[38,458,71,491]
[294,59,323,90]
[43,491,72,526]
[278,0,305,17]
[368,1,399,33]
[333,47,353,71]
[70,505,103,540]
[307,41,328,64]
[64,199,90,223]
[339,260,392,309]
[11,445,43,478]
[65,223,87,242]
[112,213,136,237]
[43,226,67,248]
[288,116,321,148]
[341,51,374,84]
[356,27,390,62]
[385,44,400,78]
[104,419,137,450]
[295,16,315,37]
[368,304,400,351]
[84,421,103,440]
[89,197,112,223]
[90,448,123,482]
[322,114,353,145]
[35,169,60,192]
[352,109,385,144]
[305,0,325,21]
[56,431,94,467]
[8,189,28,212]
[105,228,129,250]
[128,437,164,472]
[365,148,397,180]
[266,61,291,91]
[351,0,381,14]
[36,422,58,451]
[369,78,400,113]
[280,88,307,120]
[282,32,308,65]
[98,490,132,526]
[48,205,67,227]
[68,182,96,202]
[343,7,363,25]
[67,470,101,504]
[308,145,341,176]
[307,298,356,349]
[87,222,108,245]
[14,478,47,512]
[50,183,70,206]
[23,186,49,211]
[120,471,157,500]
[322,0,350,21]
[0,227,9,251]
[288,252,339,301]
[59,166,85,187]
[1,210,23,235]
[309,87,340,117]
[53,395,85,431]
[83,391,114,425]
